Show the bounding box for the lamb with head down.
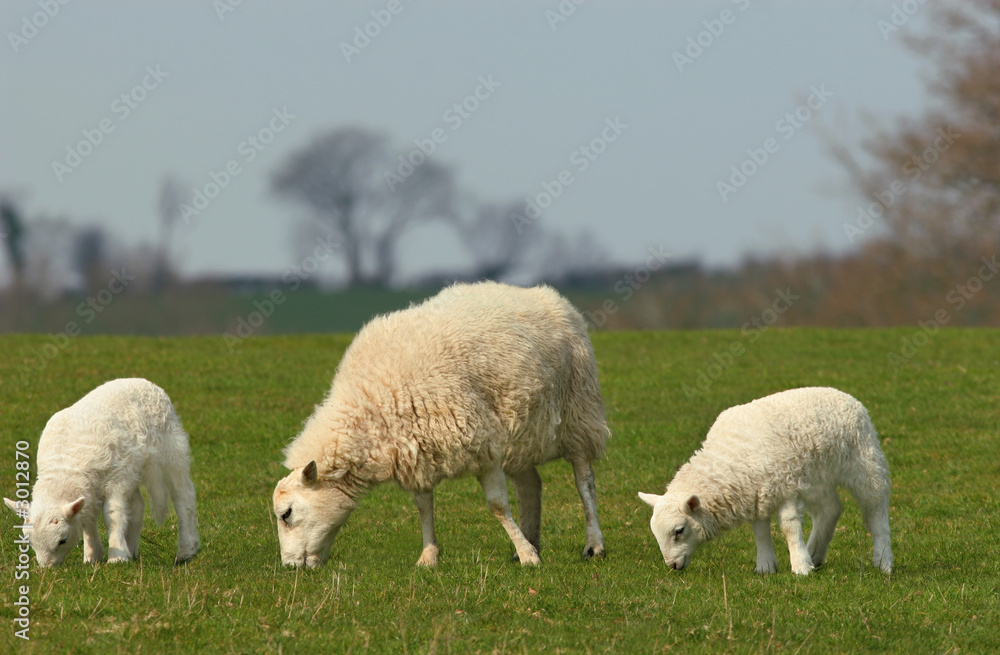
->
[640,387,892,576]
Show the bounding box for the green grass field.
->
[1,329,999,653]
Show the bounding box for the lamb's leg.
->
[778,498,813,575]
[752,518,778,574]
[104,495,132,563]
[82,515,104,564]
[510,467,542,555]
[413,489,439,567]
[166,465,200,564]
[478,466,540,566]
[126,490,144,558]
[571,459,606,559]
[860,495,893,574]
[805,492,842,567]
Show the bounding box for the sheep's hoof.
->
[175,550,199,565]
[755,559,778,575]
[518,552,541,566]
[108,556,130,564]
[416,545,439,567]
[582,544,606,559]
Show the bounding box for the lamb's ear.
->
[684,495,701,514]
[637,492,662,508]
[3,497,25,515]
[63,497,85,520]
[302,460,318,485]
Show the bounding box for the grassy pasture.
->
[1,329,998,653]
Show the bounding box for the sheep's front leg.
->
[571,459,606,559]
[510,468,542,555]
[413,489,439,567]
[104,495,132,563]
[478,466,540,566]
[778,498,813,575]
[82,516,104,564]
[752,518,778,574]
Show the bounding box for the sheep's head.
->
[4,496,85,567]
[638,491,705,571]
[272,461,358,568]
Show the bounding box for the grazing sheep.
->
[4,378,199,566]
[638,387,892,575]
[273,281,610,568]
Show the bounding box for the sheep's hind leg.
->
[778,498,814,575]
[860,495,893,573]
[510,467,542,556]
[753,518,778,574]
[125,490,144,559]
[571,459,606,559]
[478,466,540,566]
[413,490,439,567]
[805,491,842,568]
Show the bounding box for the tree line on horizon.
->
[2,0,999,333]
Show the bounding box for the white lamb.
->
[639,387,892,575]
[272,281,610,568]
[4,378,199,566]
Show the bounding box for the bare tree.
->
[1,197,26,292]
[456,200,527,280]
[272,127,456,287]
[828,0,1000,259]
[156,176,186,291]
[72,226,109,294]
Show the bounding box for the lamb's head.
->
[273,461,358,569]
[638,491,706,571]
[4,496,85,567]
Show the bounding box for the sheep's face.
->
[638,492,704,571]
[273,461,358,568]
[4,496,85,567]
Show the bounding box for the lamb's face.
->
[273,461,358,568]
[25,498,85,567]
[638,492,704,571]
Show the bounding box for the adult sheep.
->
[4,378,199,566]
[272,281,610,568]
[639,387,892,575]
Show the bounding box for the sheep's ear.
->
[3,497,25,515]
[684,495,701,514]
[637,492,661,508]
[63,497,85,520]
[302,461,318,485]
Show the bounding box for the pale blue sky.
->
[0,1,930,284]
